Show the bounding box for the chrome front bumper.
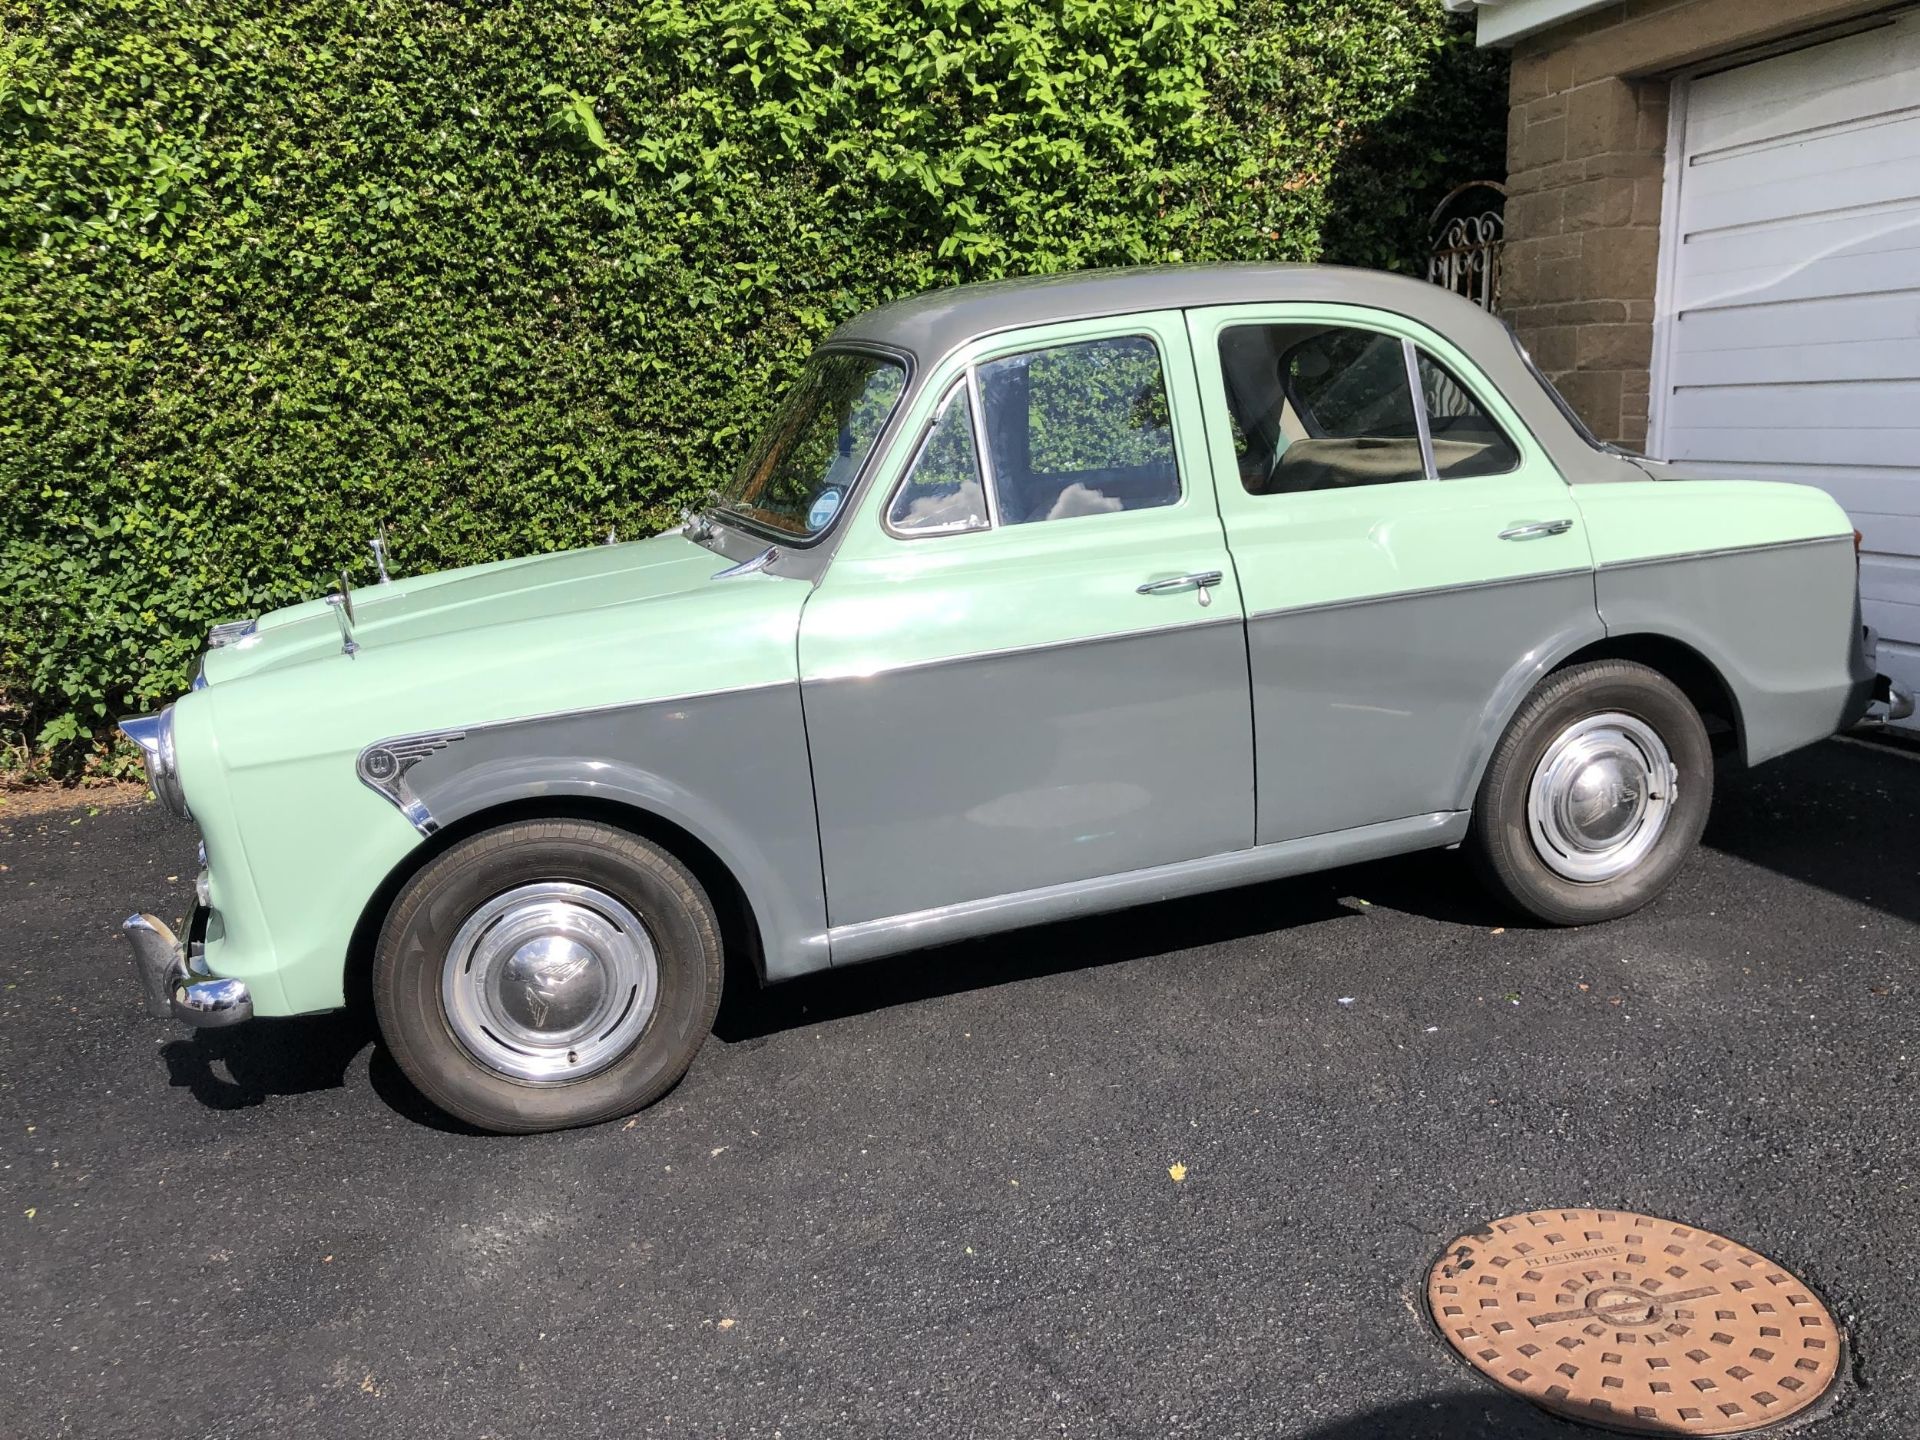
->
[123,907,253,1027]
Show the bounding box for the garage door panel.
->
[1675,247,1920,319]
[1657,14,1920,728]
[1674,291,1920,354]
[1665,424,1920,471]
[1688,27,1920,154]
[1680,141,1920,230]
[1669,336,1920,387]
[1677,203,1920,282]
[1670,379,1920,431]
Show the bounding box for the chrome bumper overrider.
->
[122,908,253,1027]
[1865,675,1916,726]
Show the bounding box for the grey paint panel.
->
[1249,572,1606,843]
[803,620,1256,933]
[1596,537,1873,765]
[829,810,1469,966]
[399,685,832,982]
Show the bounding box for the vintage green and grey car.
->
[120,265,1913,1132]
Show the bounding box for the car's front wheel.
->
[1469,660,1713,926]
[373,819,722,1133]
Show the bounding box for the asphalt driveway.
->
[2,737,1916,1439]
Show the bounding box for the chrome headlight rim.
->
[118,704,191,820]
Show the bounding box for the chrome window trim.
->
[1411,344,1525,482]
[1402,337,1440,482]
[967,364,1002,530]
[880,377,992,542]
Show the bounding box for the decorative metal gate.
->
[1426,181,1507,311]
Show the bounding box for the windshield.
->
[711,350,908,540]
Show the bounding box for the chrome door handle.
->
[1137,570,1223,607]
[1498,518,1575,541]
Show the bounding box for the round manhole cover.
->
[1427,1209,1841,1435]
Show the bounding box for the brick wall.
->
[1499,0,1897,449]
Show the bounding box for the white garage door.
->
[1652,12,1920,729]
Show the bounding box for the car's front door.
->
[1186,303,1603,844]
[799,313,1254,936]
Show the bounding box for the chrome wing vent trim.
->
[357,730,467,835]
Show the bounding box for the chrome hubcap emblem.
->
[441,882,658,1084]
[1526,713,1675,883]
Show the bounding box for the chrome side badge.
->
[357,730,466,834]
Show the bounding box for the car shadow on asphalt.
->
[1280,1391,1587,1438]
[712,846,1499,1044]
[1703,736,1920,927]
[159,1012,375,1111]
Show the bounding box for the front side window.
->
[1217,324,1426,494]
[976,336,1180,525]
[715,350,907,540]
[888,384,989,535]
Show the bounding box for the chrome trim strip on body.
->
[1247,566,1593,624]
[803,612,1248,686]
[1595,534,1852,572]
[827,810,1469,966]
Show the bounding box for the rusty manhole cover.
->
[1427,1209,1841,1435]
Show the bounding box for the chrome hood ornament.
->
[325,568,359,657]
[369,523,393,584]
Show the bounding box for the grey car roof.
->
[828,263,1624,485]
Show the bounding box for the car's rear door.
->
[799,312,1254,936]
[1185,303,1603,844]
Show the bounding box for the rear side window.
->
[976,336,1181,525]
[1217,324,1426,493]
[1216,323,1522,493]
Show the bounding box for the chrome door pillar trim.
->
[1402,337,1439,481]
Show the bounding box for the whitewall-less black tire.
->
[1469,661,1713,926]
[374,820,723,1133]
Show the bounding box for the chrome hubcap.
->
[441,882,658,1084]
[1526,713,1676,883]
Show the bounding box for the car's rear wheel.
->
[1469,660,1713,926]
[373,819,722,1133]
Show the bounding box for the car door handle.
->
[1498,519,1575,541]
[1137,570,1224,606]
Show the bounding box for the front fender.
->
[394,684,830,982]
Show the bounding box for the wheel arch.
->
[1546,632,1746,761]
[345,794,774,1022]
[1459,626,1746,813]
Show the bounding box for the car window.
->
[888,384,990,535]
[716,351,907,539]
[1417,351,1521,479]
[976,335,1180,526]
[1217,323,1427,494]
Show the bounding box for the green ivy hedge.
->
[0,0,1504,771]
